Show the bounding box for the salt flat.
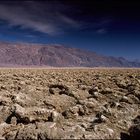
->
[0,68,140,139]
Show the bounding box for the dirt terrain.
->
[0,68,140,139]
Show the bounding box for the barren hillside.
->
[0,42,139,67]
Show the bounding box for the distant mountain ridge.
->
[0,42,139,67]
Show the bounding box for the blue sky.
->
[0,0,140,60]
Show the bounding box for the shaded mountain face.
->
[0,42,139,67]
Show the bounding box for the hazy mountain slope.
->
[0,42,139,67]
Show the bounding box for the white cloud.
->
[0,2,80,35]
[96,28,107,34]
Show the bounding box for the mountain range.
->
[0,42,139,67]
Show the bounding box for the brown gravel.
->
[0,68,140,139]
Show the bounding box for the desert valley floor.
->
[0,68,140,139]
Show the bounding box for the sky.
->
[0,0,140,60]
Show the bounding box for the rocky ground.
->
[0,68,140,139]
